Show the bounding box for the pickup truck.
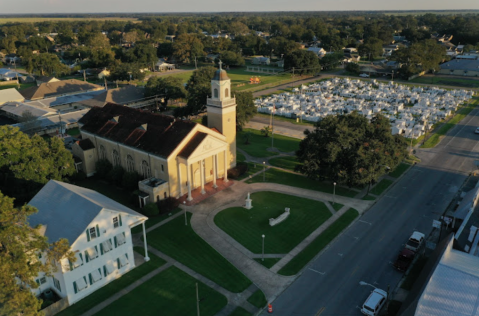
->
[405,231,425,252]
[393,248,415,272]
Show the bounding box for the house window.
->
[85,246,98,262]
[114,232,126,248]
[71,252,84,269]
[89,227,97,239]
[99,145,106,160]
[112,150,121,166]
[103,263,115,276]
[100,239,113,255]
[117,253,129,268]
[40,277,47,284]
[52,277,61,292]
[141,160,151,179]
[161,164,164,172]
[126,155,135,172]
[88,269,102,285]
[214,88,218,98]
[225,88,229,98]
[73,276,88,294]
[113,217,119,228]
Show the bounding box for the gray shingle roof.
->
[28,180,146,243]
[440,59,479,71]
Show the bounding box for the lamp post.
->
[183,201,187,226]
[263,161,266,182]
[359,281,377,290]
[262,234,265,261]
[333,182,336,206]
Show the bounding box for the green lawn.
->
[56,247,166,316]
[147,213,251,293]
[246,168,359,198]
[332,203,344,212]
[389,163,411,178]
[247,290,267,308]
[66,127,80,137]
[237,151,246,162]
[131,207,182,234]
[229,307,253,316]
[410,76,479,88]
[422,97,479,148]
[0,82,35,90]
[268,156,301,171]
[362,195,376,200]
[92,266,227,316]
[256,112,313,127]
[215,192,332,254]
[254,258,282,269]
[370,179,394,196]
[237,128,301,158]
[237,162,265,180]
[278,209,359,276]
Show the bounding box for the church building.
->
[73,65,236,203]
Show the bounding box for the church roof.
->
[213,69,229,81]
[78,103,197,158]
[178,132,208,158]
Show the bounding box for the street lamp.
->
[359,281,377,289]
[263,161,266,182]
[333,182,337,206]
[262,234,265,261]
[183,201,187,226]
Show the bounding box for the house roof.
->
[28,180,146,243]
[0,88,25,104]
[440,59,479,72]
[20,79,103,100]
[178,132,208,158]
[77,86,145,108]
[1,102,56,117]
[79,103,197,158]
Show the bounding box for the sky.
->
[2,0,479,14]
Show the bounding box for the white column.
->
[200,160,205,195]
[224,150,229,183]
[187,162,192,201]
[142,222,150,262]
[177,161,183,196]
[212,154,217,188]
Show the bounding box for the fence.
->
[41,297,70,316]
[246,66,283,74]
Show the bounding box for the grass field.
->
[0,17,139,24]
[422,97,479,148]
[255,113,313,127]
[246,168,359,198]
[237,162,264,180]
[362,195,376,200]
[229,307,253,316]
[147,212,251,293]
[389,163,411,178]
[254,258,281,269]
[56,247,166,316]
[214,192,332,254]
[92,266,227,316]
[237,128,301,158]
[131,207,182,234]
[268,156,301,171]
[237,151,246,162]
[370,179,394,196]
[410,76,479,88]
[0,82,35,91]
[247,290,267,308]
[278,208,359,276]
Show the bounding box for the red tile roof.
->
[79,103,197,158]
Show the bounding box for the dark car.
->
[393,249,415,272]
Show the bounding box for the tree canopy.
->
[284,50,320,75]
[145,76,187,110]
[296,112,407,188]
[233,91,257,130]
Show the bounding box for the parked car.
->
[361,288,388,316]
[393,248,415,272]
[405,231,425,252]
[359,73,370,78]
[474,127,479,134]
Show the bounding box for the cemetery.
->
[254,78,475,139]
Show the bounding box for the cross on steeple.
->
[218,59,223,70]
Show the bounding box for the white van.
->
[361,288,387,316]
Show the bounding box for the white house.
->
[28,180,149,306]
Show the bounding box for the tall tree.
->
[175,66,216,117]
[284,50,320,75]
[233,91,257,131]
[145,76,186,110]
[172,34,204,63]
[24,53,70,76]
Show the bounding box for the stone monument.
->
[245,192,252,209]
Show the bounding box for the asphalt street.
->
[261,103,479,315]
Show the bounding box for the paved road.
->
[245,115,311,139]
[261,104,479,315]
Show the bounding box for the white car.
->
[359,73,370,78]
[361,288,388,316]
[475,127,479,134]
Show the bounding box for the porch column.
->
[212,154,217,188]
[200,160,206,195]
[224,150,229,183]
[142,221,150,262]
[186,162,192,201]
[177,161,183,197]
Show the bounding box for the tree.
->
[296,112,407,188]
[124,42,157,67]
[18,110,41,135]
[0,192,74,316]
[175,66,216,117]
[234,91,257,130]
[261,126,272,137]
[284,50,320,75]
[392,39,446,77]
[24,53,70,77]
[145,76,186,110]
[172,34,204,63]
[108,63,146,82]
[218,50,245,67]
[345,62,360,74]
[319,52,344,70]
[358,37,383,60]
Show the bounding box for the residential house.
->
[155,58,175,72]
[0,88,25,105]
[383,44,400,57]
[28,180,149,306]
[439,59,479,77]
[75,86,146,109]
[0,68,22,81]
[251,56,270,65]
[20,79,104,101]
[36,76,60,86]
[307,47,327,58]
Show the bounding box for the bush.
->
[95,159,113,179]
[142,203,159,217]
[345,62,360,74]
[227,162,248,179]
[108,166,125,185]
[122,171,140,191]
[157,197,180,214]
[71,171,86,181]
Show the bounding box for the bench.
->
[269,208,290,226]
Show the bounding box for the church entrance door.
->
[193,169,201,188]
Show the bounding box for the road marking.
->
[358,220,372,225]
[316,307,326,315]
[351,266,359,276]
[309,268,325,275]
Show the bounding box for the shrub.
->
[157,197,180,214]
[95,159,113,179]
[142,202,159,217]
[108,166,124,185]
[71,171,86,181]
[227,162,248,179]
[122,171,140,191]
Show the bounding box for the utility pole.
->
[196,283,200,316]
[271,106,274,150]
[83,70,86,82]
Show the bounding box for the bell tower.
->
[207,61,237,169]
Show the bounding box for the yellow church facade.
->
[73,67,236,203]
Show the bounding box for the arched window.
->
[214,88,218,98]
[99,145,106,160]
[112,150,121,166]
[141,160,151,179]
[225,88,229,98]
[126,155,135,172]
